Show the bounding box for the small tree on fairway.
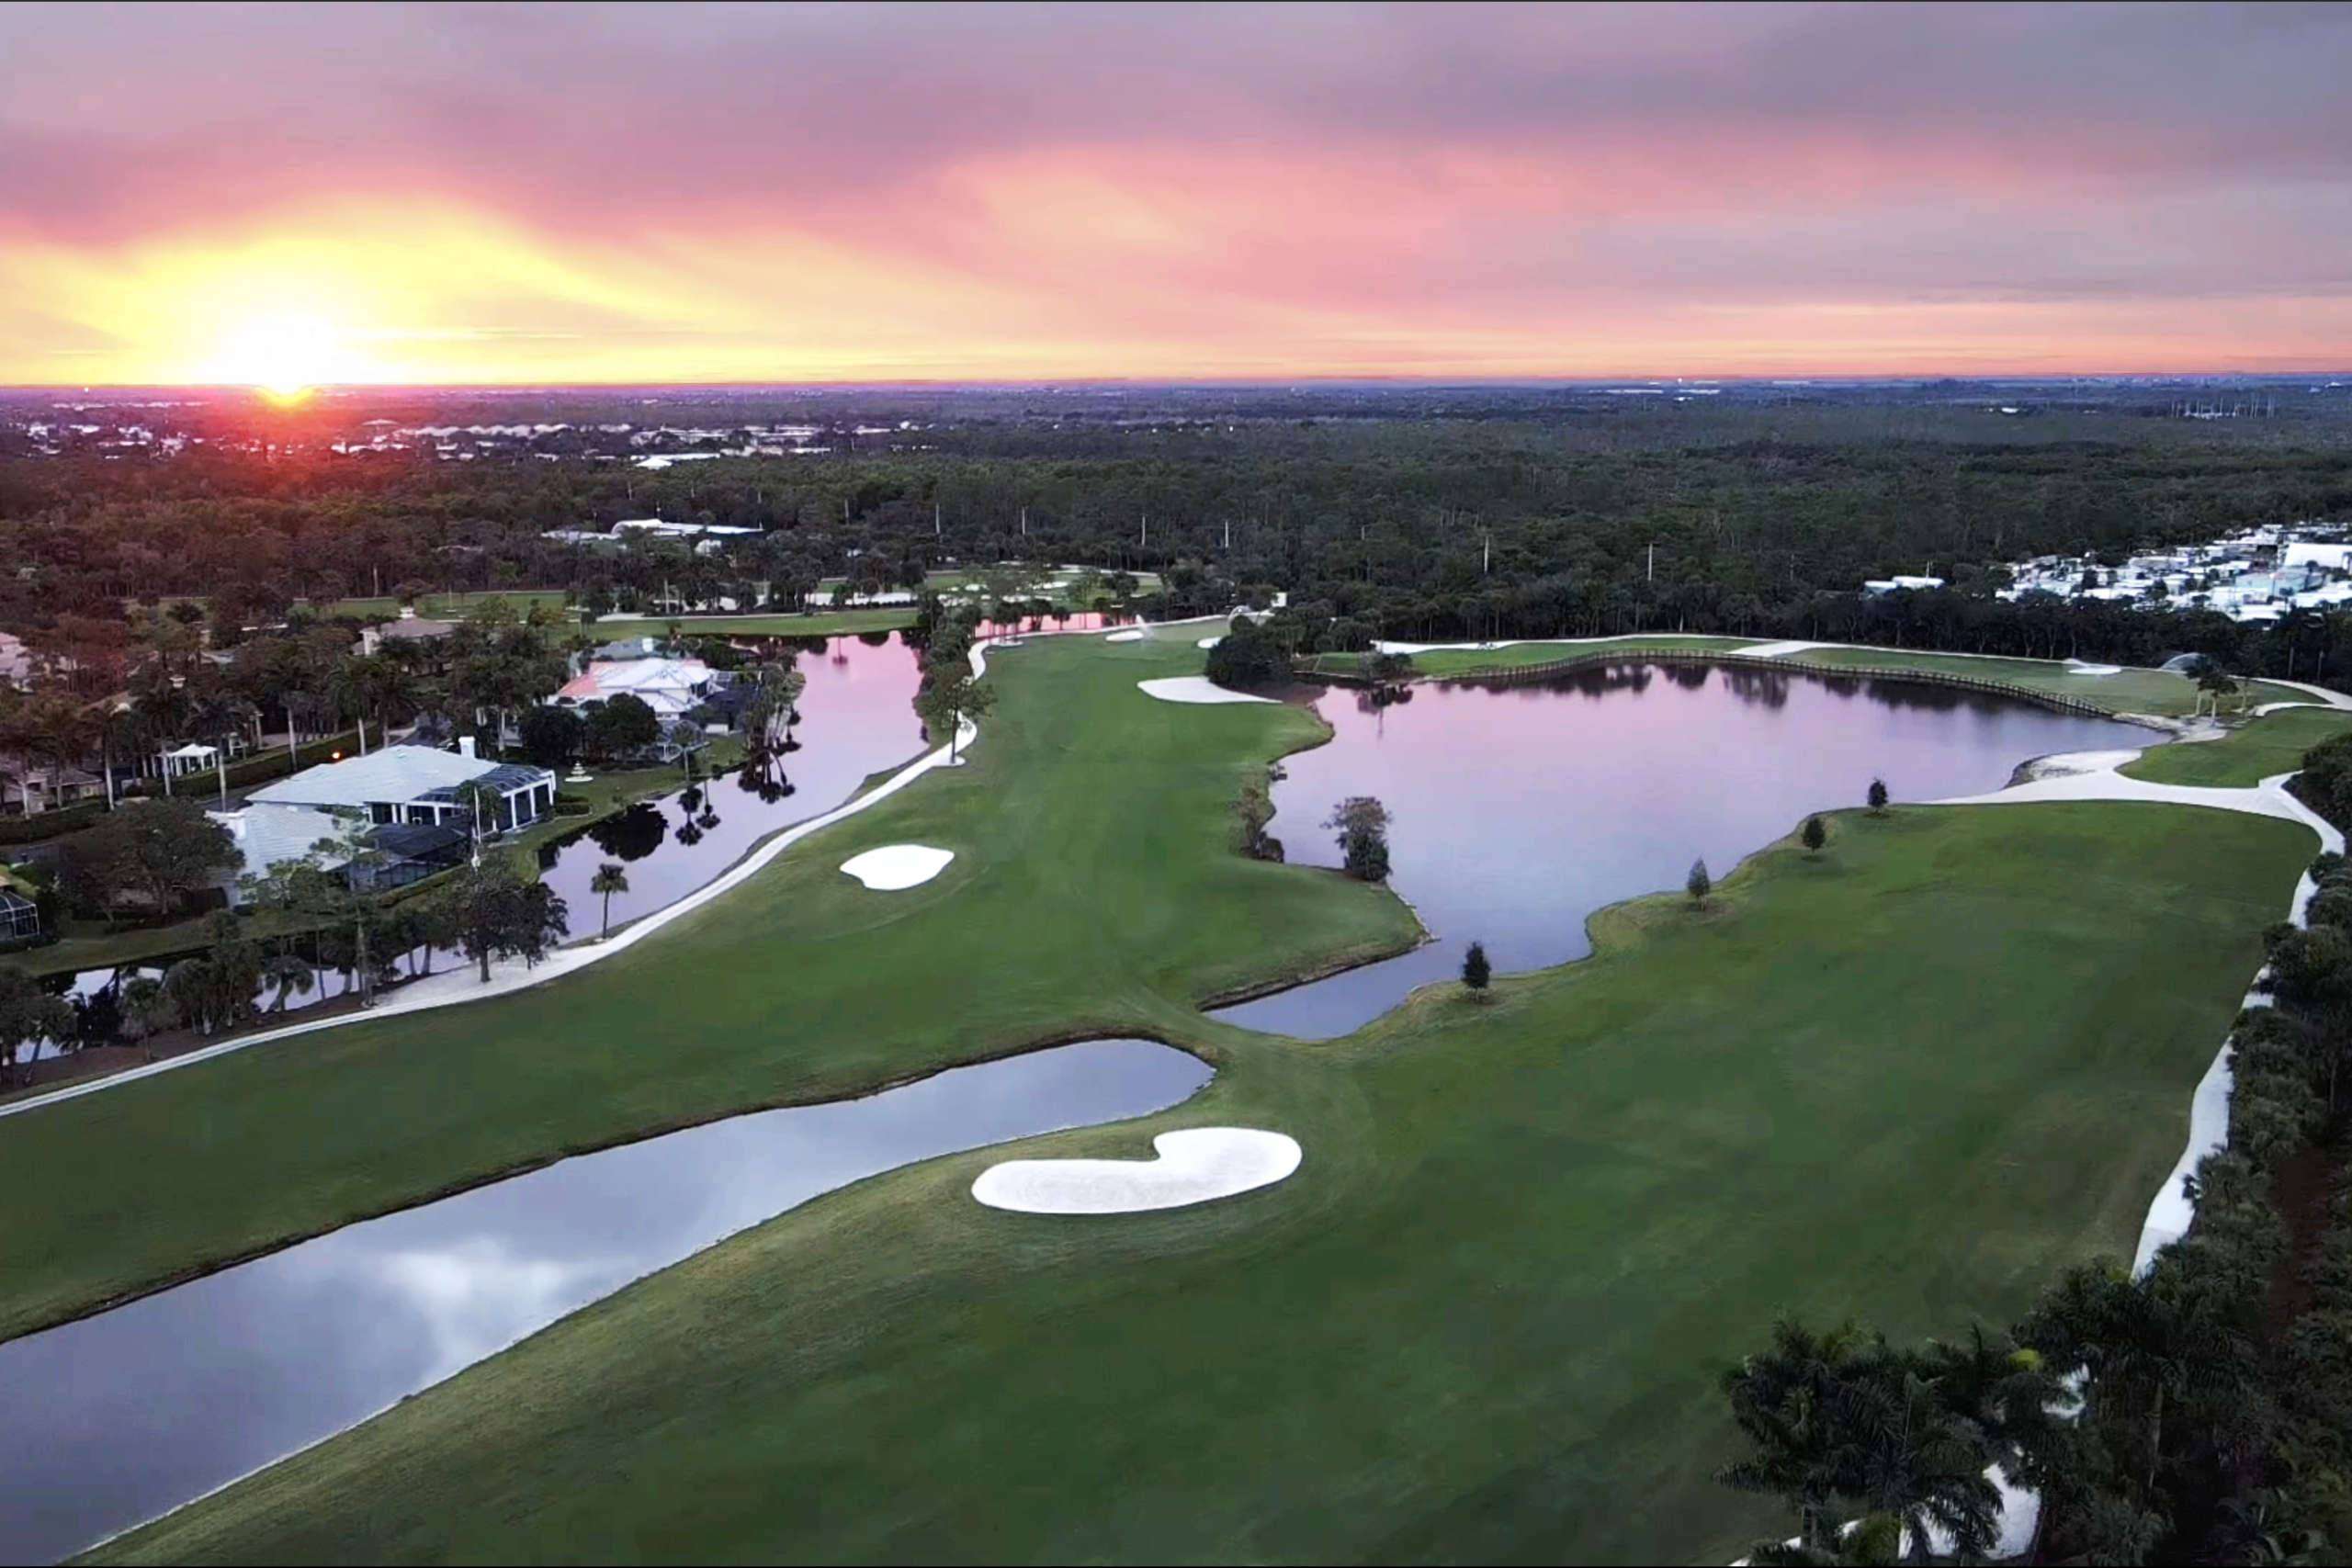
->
[1462,941,1491,998]
[1687,857,1712,908]
[913,669,996,762]
[1801,815,1826,855]
[2195,660,2240,716]
[590,862,628,939]
[1867,777,1889,814]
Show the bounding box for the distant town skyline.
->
[5,1,2349,388]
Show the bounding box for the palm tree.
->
[450,778,506,863]
[590,862,628,939]
[329,653,417,754]
[1845,1357,2000,1562]
[1720,1319,1871,1557]
[261,953,314,1013]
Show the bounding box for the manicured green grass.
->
[308,590,573,620]
[587,606,919,637]
[2120,705,2352,787]
[0,637,1412,1341]
[87,775,2313,1554]
[1786,647,2306,717]
[1299,636,1764,680]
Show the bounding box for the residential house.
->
[357,606,459,656]
[0,760,105,817]
[209,801,473,907]
[553,657,722,719]
[247,739,557,834]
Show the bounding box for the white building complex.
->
[1932,521,2352,625]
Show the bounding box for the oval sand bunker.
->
[973,1127,1302,1213]
[840,844,956,891]
[1137,676,1273,705]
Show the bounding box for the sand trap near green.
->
[1137,676,1272,705]
[972,1128,1302,1213]
[840,845,956,890]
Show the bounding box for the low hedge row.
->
[0,801,107,846]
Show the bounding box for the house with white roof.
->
[247,739,557,834]
[553,657,720,719]
[209,803,473,907]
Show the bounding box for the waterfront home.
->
[553,656,721,719]
[247,739,557,833]
[209,804,474,907]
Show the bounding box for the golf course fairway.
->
[6,635,2313,1564]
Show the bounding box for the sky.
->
[3,1,2349,387]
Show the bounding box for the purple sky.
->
[5,2,2348,382]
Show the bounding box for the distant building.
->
[0,760,105,817]
[542,518,761,558]
[357,607,459,655]
[1861,575,1946,595]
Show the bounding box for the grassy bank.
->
[2121,705,2352,787]
[96,795,2315,1564]
[1309,636,1764,679]
[1786,647,2306,717]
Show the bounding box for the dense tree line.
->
[6,411,2352,694]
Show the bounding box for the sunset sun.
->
[206,311,360,400]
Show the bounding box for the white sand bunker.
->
[1105,628,1147,643]
[1137,676,1272,705]
[839,844,956,891]
[973,1128,1302,1213]
[2065,660,2123,676]
[1196,635,1223,649]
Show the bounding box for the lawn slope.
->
[97,798,2314,1565]
[2121,705,2352,787]
[1786,647,2305,717]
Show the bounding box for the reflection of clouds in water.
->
[369,1241,627,1373]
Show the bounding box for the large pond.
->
[0,1037,1209,1562]
[1212,660,2154,1038]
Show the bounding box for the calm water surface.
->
[533,630,926,931]
[0,1039,1209,1562]
[1213,660,2155,1037]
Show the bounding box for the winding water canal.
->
[0,1039,1208,1562]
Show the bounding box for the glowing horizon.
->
[6,3,2351,389]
